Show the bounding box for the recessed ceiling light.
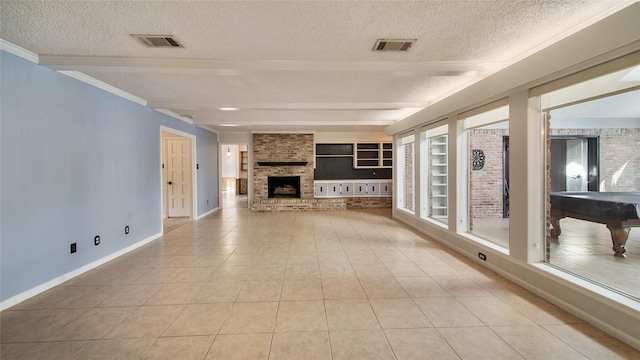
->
[219,124,239,127]
[218,107,239,111]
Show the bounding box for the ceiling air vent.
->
[132,34,183,48]
[373,39,416,52]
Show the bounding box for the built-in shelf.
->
[355,142,393,168]
[430,135,448,219]
[240,151,248,171]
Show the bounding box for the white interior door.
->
[167,138,191,217]
[565,139,588,192]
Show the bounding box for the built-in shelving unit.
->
[354,142,393,168]
[430,136,448,219]
[382,143,393,167]
[316,143,354,157]
[240,151,248,171]
[238,150,248,195]
[315,143,393,181]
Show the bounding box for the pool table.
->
[550,192,640,257]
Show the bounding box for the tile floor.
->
[2,201,639,359]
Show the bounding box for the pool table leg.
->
[606,224,630,257]
[550,216,562,238]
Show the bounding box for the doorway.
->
[550,136,599,192]
[161,128,196,231]
[221,143,249,209]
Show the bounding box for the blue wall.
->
[0,51,219,304]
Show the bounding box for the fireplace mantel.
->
[257,161,308,166]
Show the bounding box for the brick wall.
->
[469,129,508,219]
[251,198,346,211]
[403,143,414,211]
[251,133,315,211]
[346,197,393,209]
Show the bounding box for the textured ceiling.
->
[0,0,633,132]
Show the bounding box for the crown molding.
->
[154,109,194,124]
[0,39,38,63]
[57,71,147,106]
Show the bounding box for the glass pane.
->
[421,124,449,225]
[463,107,510,249]
[397,138,415,213]
[543,63,640,300]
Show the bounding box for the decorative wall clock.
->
[472,149,485,170]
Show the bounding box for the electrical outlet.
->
[125,226,130,235]
[94,235,100,246]
[207,200,209,205]
[70,243,77,253]
[478,252,487,261]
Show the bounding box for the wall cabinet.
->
[315,180,392,198]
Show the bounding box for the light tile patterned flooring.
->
[2,205,639,359]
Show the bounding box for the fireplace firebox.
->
[268,176,301,198]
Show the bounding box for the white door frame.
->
[160,126,197,225]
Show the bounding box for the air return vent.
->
[132,34,183,48]
[373,39,416,52]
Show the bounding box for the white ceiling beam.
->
[39,55,498,76]
[199,119,397,126]
[145,101,428,111]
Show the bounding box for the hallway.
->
[1,209,638,359]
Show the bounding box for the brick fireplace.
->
[251,133,345,211]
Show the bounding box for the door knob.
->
[168,181,173,185]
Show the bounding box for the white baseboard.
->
[196,207,219,220]
[0,232,162,311]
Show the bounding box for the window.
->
[460,103,510,249]
[397,133,416,213]
[536,56,640,300]
[420,123,448,225]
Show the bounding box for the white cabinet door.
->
[328,183,341,197]
[354,183,367,196]
[366,182,380,195]
[315,182,328,197]
[340,183,354,196]
[379,182,392,196]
